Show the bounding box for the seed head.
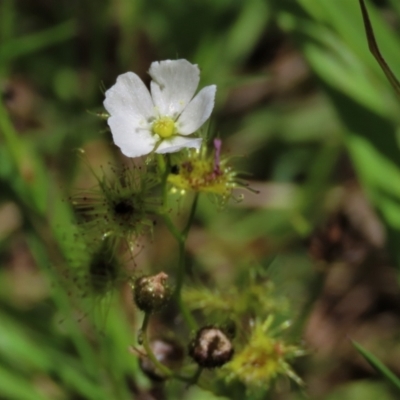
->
[189,326,234,368]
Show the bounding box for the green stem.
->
[162,212,197,331]
[174,194,199,296]
[173,194,200,331]
[157,153,171,212]
[188,366,203,385]
[139,313,202,383]
[170,231,197,330]
[139,313,173,378]
[162,214,183,243]
[183,193,199,238]
[158,153,199,330]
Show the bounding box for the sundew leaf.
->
[353,341,400,392]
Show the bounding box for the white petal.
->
[176,85,216,135]
[149,60,200,118]
[103,72,155,121]
[107,115,157,158]
[155,137,202,154]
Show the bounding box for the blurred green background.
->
[1,0,400,399]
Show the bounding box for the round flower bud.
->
[188,326,234,368]
[133,272,171,313]
[139,338,184,381]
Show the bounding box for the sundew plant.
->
[2,1,400,400]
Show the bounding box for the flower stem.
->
[176,243,197,331]
[158,154,199,330]
[139,313,173,378]
[173,194,199,331]
[175,193,199,295]
[183,193,199,238]
[188,366,204,385]
[162,214,183,243]
[162,195,199,331]
[161,217,197,330]
[157,154,171,213]
[139,313,202,384]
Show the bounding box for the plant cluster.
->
[2,1,400,399]
[65,59,305,396]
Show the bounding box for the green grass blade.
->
[0,364,49,400]
[353,341,400,392]
[358,0,400,97]
[0,19,76,62]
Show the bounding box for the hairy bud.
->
[133,272,171,313]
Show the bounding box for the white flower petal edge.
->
[103,72,154,120]
[104,72,157,157]
[149,60,199,118]
[155,137,203,154]
[108,115,157,158]
[177,85,216,135]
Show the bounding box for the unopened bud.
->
[133,272,171,313]
[189,326,234,368]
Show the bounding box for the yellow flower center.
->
[152,117,176,139]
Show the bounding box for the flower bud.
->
[133,272,171,313]
[189,326,234,368]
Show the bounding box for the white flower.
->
[103,59,216,158]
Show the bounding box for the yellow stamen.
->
[152,117,176,139]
